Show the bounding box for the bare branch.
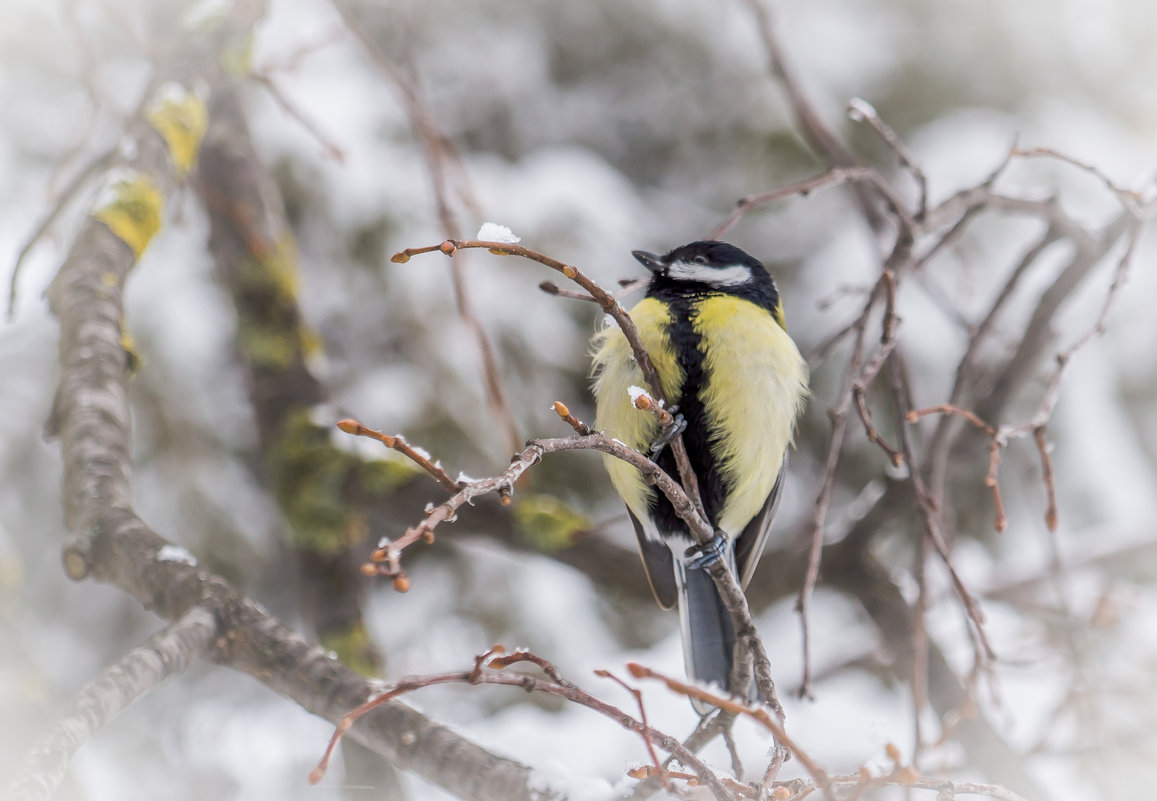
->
[332,0,521,455]
[627,662,834,801]
[337,418,459,493]
[251,72,346,162]
[6,608,217,801]
[848,97,929,220]
[312,648,734,801]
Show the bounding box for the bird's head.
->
[634,241,781,315]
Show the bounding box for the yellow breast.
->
[692,295,808,534]
[591,294,808,538]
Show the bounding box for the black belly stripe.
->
[647,291,729,539]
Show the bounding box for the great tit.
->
[591,240,808,711]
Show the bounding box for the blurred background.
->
[2,0,1156,799]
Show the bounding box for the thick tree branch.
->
[42,15,555,801]
[5,608,216,801]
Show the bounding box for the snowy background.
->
[3,0,1157,799]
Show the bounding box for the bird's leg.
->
[684,530,729,570]
[649,411,687,456]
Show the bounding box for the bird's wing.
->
[735,454,787,589]
[627,506,678,609]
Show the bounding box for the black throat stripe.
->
[647,291,729,539]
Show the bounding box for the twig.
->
[251,73,345,163]
[8,147,117,319]
[393,238,713,527]
[336,418,459,492]
[1012,146,1148,216]
[538,280,597,302]
[312,648,734,801]
[637,765,1029,801]
[332,0,521,456]
[908,404,995,436]
[850,270,903,466]
[890,358,996,663]
[627,663,834,801]
[848,97,929,220]
[393,240,666,397]
[348,381,783,717]
[596,670,670,791]
[736,0,856,169]
[357,428,712,588]
[630,766,760,799]
[551,400,593,435]
[1033,427,1057,532]
[255,26,346,74]
[797,272,893,697]
[711,166,873,239]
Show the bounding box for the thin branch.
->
[890,357,997,663]
[337,418,459,493]
[797,271,893,697]
[8,147,117,320]
[312,649,734,801]
[736,0,856,169]
[332,0,521,455]
[1012,146,1148,216]
[596,670,670,792]
[393,238,714,529]
[5,608,217,801]
[356,428,712,586]
[251,72,346,162]
[254,26,346,74]
[551,400,594,435]
[347,382,785,717]
[848,97,928,220]
[627,663,834,801]
[711,166,873,239]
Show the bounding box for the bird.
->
[591,240,808,712]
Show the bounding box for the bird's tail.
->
[676,557,752,715]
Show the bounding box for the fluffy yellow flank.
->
[693,295,808,534]
[591,298,683,528]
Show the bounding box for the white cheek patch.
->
[666,261,752,287]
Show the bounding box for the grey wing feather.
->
[627,506,678,609]
[735,454,787,589]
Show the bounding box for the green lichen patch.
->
[269,409,419,554]
[92,168,164,258]
[513,493,593,552]
[321,622,380,677]
[146,82,208,178]
[234,235,315,369]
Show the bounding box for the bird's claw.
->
[685,531,729,570]
[649,412,687,455]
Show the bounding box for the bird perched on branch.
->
[591,241,808,712]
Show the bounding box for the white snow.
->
[626,385,649,404]
[156,545,197,566]
[476,222,521,243]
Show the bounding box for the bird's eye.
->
[693,255,708,265]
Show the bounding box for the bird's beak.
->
[632,250,666,275]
